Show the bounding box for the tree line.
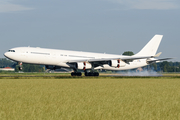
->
[15,64,44,72]
[0,58,16,68]
[0,58,44,72]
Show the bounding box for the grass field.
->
[0,77,180,120]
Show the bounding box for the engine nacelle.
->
[109,59,126,68]
[109,60,119,67]
[119,60,126,67]
[75,62,92,70]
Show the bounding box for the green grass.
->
[0,78,180,120]
[0,72,71,77]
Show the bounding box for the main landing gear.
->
[85,72,99,76]
[71,63,99,76]
[71,72,82,76]
[71,71,99,76]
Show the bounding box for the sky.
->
[0,0,180,61]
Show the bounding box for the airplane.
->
[4,35,171,76]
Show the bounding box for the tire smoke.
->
[122,70,162,76]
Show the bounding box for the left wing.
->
[67,52,164,64]
[67,55,154,63]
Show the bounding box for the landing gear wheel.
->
[85,72,99,76]
[71,72,82,76]
[94,72,99,76]
[19,67,22,70]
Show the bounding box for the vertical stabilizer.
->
[135,35,163,56]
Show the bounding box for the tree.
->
[159,61,170,72]
[0,58,16,68]
[122,51,134,56]
[150,63,157,71]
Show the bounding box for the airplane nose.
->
[4,52,8,58]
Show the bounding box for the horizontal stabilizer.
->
[147,58,172,64]
[154,52,162,57]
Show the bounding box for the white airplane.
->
[4,35,171,76]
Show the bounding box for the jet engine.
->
[75,62,92,70]
[109,59,126,68]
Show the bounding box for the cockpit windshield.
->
[8,50,15,52]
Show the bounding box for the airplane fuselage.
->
[4,47,148,71]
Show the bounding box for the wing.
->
[67,55,153,63]
[67,55,155,68]
[67,52,163,63]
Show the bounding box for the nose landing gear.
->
[18,62,23,71]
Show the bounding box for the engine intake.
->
[75,62,92,70]
[109,59,126,68]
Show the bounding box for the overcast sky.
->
[0,0,180,61]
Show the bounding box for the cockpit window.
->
[8,50,15,52]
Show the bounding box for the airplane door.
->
[52,53,56,58]
[21,51,27,57]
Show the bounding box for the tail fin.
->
[135,35,163,56]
